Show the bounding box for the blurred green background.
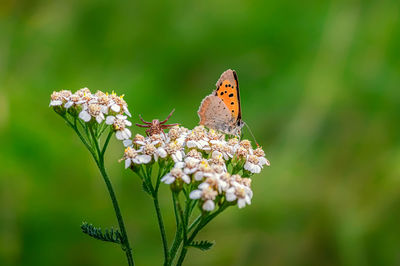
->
[1,0,399,265]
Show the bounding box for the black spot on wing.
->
[231,102,234,105]
[229,93,234,97]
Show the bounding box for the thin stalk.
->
[143,163,169,265]
[188,214,202,232]
[98,162,134,266]
[168,192,183,265]
[82,122,134,265]
[62,116,96,159]
[153,195,169,265]
[176,204,229,266]
[101,130,113,157]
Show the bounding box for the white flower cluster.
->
[121,125,270,211]
[50,88,133,140]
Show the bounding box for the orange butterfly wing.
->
[214,69,242,123]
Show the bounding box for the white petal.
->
[116,114,126,119]
[161,175,175,184]
[101,105,109,114]
[125,158,132,169]
[175,162,185,169]
[184,168,197,175]
[106,116,115,125]
[245,195,251,205]
[225,191,236,201]
[175,151,183,162]
[138,155,152,164]
[64,101,73,108]
[202,200,215,211]
[50,100,62,106]
[123,139,133,147]
[124,106,131,117]
[198,140,209,148]
[79,111,91,122]
[194,172,204,181]
[125,120,132,126]
[157,148,167,158]
[182,175,191,184]
[96,115,103,124]
[116,131,124,140]
[198,183,209,190]
[253,165,261,174]
[244,162,252,172]
[189,190,202,199]
[212,151,223,160]
[237,198,246,208]
[186,141,197,148]
[111,104,121,113]
[123,128,132,139]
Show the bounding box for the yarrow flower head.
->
[122,124,270,211]
[49,88,133,140]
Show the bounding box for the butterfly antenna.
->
[244,121,259,147]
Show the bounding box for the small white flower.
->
[106,114,133,140]
[252,147,270,167]
[79,103,105,123]
[154,147,168,161]
[193,160,214,181]
[79,110,91,122]
[182,157,200,174]
[49,90,71,106]
[202,200,215,211]
[244,155,262,174]
[64,93,85,109]
[225,175,253,209]
[189,184,218,211]
[161,168,191,184]
[165,142,185,162]
[109,93,131,117]
[136,154,152,164]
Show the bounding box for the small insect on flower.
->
[136,109,179,136]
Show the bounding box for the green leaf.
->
[81,222,122,244]
[188,240,214,251]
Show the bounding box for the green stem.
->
[62,116,96,159]
[70,117,134,266]
[89,125,102,161]
[176,204,229,266]
[98,162,134,266]
[153,195,169,265]
[143,163,169,265]
[168,192,183,265]
[176,247,188,266]
[188,214,202,232]
[101,130,113,157]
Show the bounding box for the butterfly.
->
[198,69,244,136]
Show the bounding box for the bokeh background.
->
[1,0,399,265]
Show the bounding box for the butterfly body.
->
[198,69,244,136]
